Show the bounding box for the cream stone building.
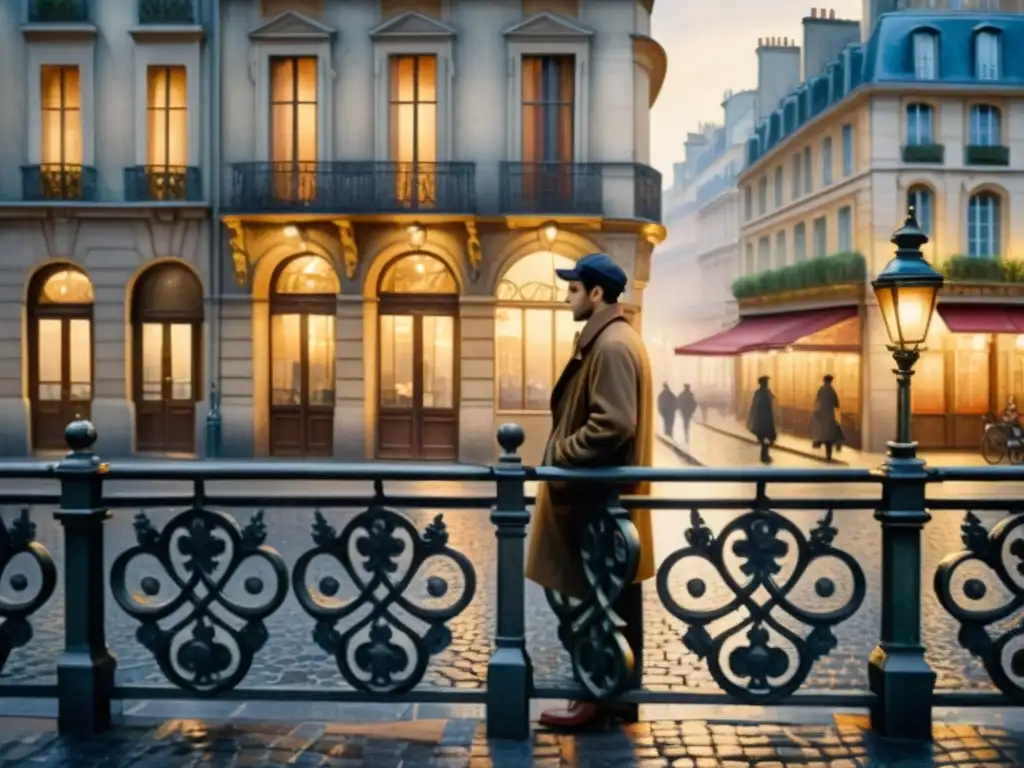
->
[1,0,666,463]
[700,7,1024,453]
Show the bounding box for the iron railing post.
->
[869,350,935,740]
[54,419,116,736]
[205,381,222,459]
[486,423,533,739]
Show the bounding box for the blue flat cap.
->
[555,252,628,293]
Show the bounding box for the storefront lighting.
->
[407,223,426,249]
[541,221,559,246]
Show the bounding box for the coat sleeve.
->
[554,339,638,466]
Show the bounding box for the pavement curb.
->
[656,434,705,466]
[695,420,849,466]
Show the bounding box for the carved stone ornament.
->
[333,220,358,279]
[465,221,482,281]
[225,221,249,287]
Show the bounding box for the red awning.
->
[674,306,858,357]
[937,305,1024,334]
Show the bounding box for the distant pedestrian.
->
[658,382,677,438]
[810,374,844,461]
[678,384,697,443]
[747,375,777,464]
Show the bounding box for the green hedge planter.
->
[731,251,866,299]
[941,254,1024,283]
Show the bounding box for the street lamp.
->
[541,221,559,247]
[871,206,944,448]
[407,223,426,249]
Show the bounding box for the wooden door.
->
[32,316,92,451]
[378,306,458,460]
[270,312,335,457]
[136,322,196,453]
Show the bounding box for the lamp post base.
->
[868,643,935,741]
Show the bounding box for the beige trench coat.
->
[525,304,656,599]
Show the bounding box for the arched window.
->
[377,253,459,460]
[912,30,938,80]
[28,265,94,450]
[132,262,204,453]
[905,103,934,146]
[968,192,1001,257]
[969,104,1001,146]
[975,30,1001,80]
[269,254,340,457]
[908,185,933,235]
[495,251,582,412]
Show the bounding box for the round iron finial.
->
[65,417,97,452]
[496,423,525,455]
[890,204,929,251]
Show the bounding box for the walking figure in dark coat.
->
[658,382,677,438]
[678,384,697,444]
[810,374,845,461]
[747,375,777,464]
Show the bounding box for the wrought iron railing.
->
[499,162,603,216]
[21,164,98,201]
[137,0,194,23]
[28,0,89,22]
[225,161,476,214]
[634,163,663,223]
[4,419,1024,741]
[124,165,202,202]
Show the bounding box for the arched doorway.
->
[269,254,339,456]
[27,264,94,451]
[377,253,459,460]
[132,262,204,453]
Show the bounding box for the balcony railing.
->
[226,161,476,214]
[499,162,603,216]
[634,163,662,223]
[5,417,1024,742]
[124,165,202,202]
[965,144,1010,166]
[137,0,195,23]
[902,144,945,163]
[22,164,98,201]
[28,0,89,23]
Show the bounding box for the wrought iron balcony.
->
[22,164,98,201]
[28,0,89,23]
[225,161,476,214]
[634,163,663,223]
[499,162,603,216]
[124,165,202,202]
[137,0,194,24]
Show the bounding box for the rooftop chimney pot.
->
[829,9,835,18]
[811,7,817,17]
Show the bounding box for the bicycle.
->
[980,412,1024,464]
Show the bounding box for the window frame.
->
[967,191,1001,258]
[794,222,807,262]
[802,145,812,193]
[131,40,201,170]
[907,185,934,236]
[974,29,1001,81]
[969,103,1002,146]
[813,216,827,258]
[837,205,852,252]
[791,154,801,199]
[842,124,853,177]
[28,44,95,167]
[821,136,833,186]
[912,30,938,81]
[905,102,934,146]
[773,166,783,208]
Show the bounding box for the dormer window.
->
[975,30,1000,81]
[913,31,938,80]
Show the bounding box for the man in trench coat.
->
[524,252,656,729]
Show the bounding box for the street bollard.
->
[205,380,222,459]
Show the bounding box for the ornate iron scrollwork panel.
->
[657,504,866,703]
[935,511,1024,702]
[0,508,56,672]
[109,507,288,694]
[292,490,476,694]
[544,509,642,701]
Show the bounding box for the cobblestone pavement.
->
[0,441,1021,697]
[0,715,1023,766]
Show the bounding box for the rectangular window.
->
[495,307,578,411]
[41,65,82,168]
[522,55,574,163]
[838,205,852,252]
[794,223,806,261]
[757,236,770,272]
[744,186,752,220]
[969,104,1001,146]
[842,124,853,176]
[821,136,832,185]
[758,176,767,215]
[976,30,1000,80]
[145,66,188,201]
[745,242,754,273]
[913,32,938,80]
[390,55,438,207]
[775,231,786,266]
[813,216,827,257]
[906,103,934,145]
[774,166,783,207]
[791,154,801,199]
[270,56,317,201]
[803,145,812,193]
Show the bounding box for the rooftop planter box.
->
[732,251,866,301]
[902,144,944,163]
[965,145,1009,166]
[939,254,1024,298]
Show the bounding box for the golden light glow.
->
[39,269,93,304]
[1015,334,1024,350]
[283,224,299,238]
[407,223,426,249]
[147,65,187,168]
[541,221,559,246]
[875,284,938,349]
[41,65,82,166]
[275,255,340,294]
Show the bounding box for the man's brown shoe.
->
[538,701,606,729]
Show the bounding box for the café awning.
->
[674,306,858,357]
[937,304,1024,334]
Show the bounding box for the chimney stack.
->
[811,7,817,17]
[802,8,861,80]
[756,35,801,119]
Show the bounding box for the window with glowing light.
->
[954,333,990,413]
[270,57,318,202]
[40,65,82,196]
[146,66,188,200]
[910,318,946,415]
[379,253,457,294]
[495,252,582,411]
[390,55,437,207]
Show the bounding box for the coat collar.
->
[576,304,627,352]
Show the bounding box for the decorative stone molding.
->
[465,221,482,280]
[333,219,359,279]
[225,220,249,286]
[941,281,1024,301]
[737,282,865,314]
